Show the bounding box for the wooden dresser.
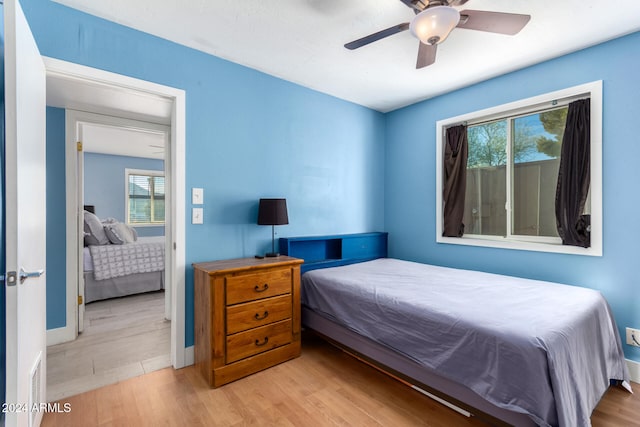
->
[193,256,303,387]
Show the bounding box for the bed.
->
[82,209,165,303]
[299,257,630,427]
[83,235,165,303]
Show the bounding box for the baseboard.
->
[627,359,640,384]
[46,325,75,346]
[184,345,194,366]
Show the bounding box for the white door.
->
[4,0,48,426]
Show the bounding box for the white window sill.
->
[437,235,602,257]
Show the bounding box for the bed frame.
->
[303,307,534,426]
[84,271,164,303]
[286,232,535,426]
[83,235,165,303]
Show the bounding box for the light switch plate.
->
[192,207,203,224]
[192,188,204,205]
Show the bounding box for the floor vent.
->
[29,352,43,427]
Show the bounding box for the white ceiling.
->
[52,0,640,112]
[81,124,166,160]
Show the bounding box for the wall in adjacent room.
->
[84,152,165,237]
[385,32,640,362]
[27,0,386,345]
[45,107,67,330]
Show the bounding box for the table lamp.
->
[257,198,289,257]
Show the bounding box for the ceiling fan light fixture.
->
[410,6,460,45]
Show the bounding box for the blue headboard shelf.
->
[279,232,388,274]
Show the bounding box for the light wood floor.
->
[46,291,171,402]
[43,332,639,426]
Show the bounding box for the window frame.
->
[125,168,166,227]
[436,81,602,256]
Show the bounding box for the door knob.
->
[19,267,44,284]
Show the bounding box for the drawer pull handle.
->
[255,337,269,347]
[255,311,269,320]
[254,283,269,293]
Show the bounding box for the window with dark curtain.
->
[443,124,468,237]
[555,98,591,247]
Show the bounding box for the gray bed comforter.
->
[301,258,630,427]
[88,236,165,281]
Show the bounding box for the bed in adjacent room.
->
[300,257,630,427]
[83,210,165,303]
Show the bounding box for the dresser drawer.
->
[226,294,292,335]
[193,256,302,387]
[226,268,291,305]
[226,319,292,364]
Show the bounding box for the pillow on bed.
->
[104,222,138,244]
[83,210,110,246]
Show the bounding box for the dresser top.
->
[193,256,303,275]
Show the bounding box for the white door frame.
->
[68,112,171,332]
[43,57,187,368]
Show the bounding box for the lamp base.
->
[265,252,280,258]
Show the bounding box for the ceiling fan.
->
[345,0,530,69]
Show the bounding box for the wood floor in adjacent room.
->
[46,291,171,402]
[43,331,639,426]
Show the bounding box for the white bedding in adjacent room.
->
[84,235,164,279]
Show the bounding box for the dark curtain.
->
[443,124,468,237]
[555,99,591,247]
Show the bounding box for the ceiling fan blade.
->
[457,10,531,35]
[416,42,437,69]
[345,23,409,50]
[399,0,470,10]
[398,0,423,12]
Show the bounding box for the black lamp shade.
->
[257,198,289,226]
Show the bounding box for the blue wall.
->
[27,0,385,346]
[24,0,639,364]
[45,107,67,330]
[385,32,640,362]
[84,152,164,237]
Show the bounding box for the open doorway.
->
[47,115,172,400]
[70,112,172,329]
[42,57,187,401]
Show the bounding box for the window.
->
[436,81,602,256]
[465,106,567,241]
[126,169,165,226]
